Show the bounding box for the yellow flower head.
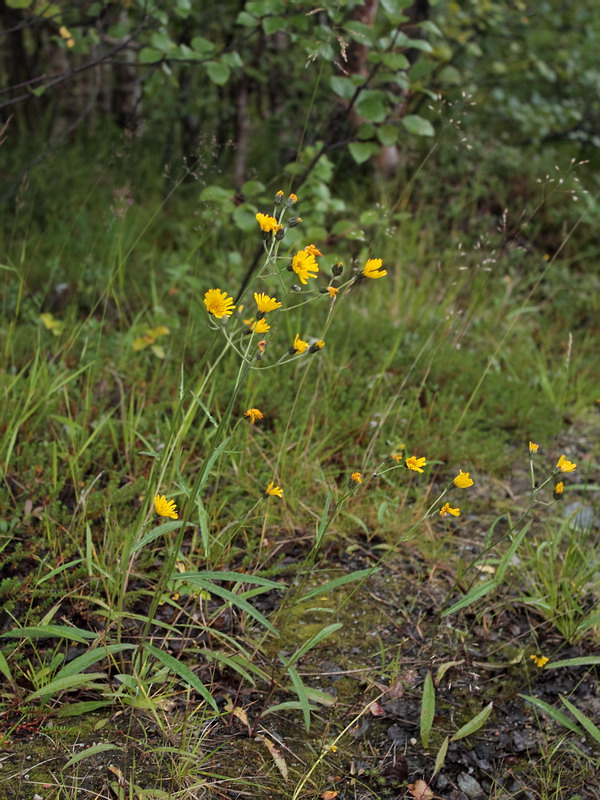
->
[265,482,283,498]
[288,193,298,204]
[254,292,282,313]
[351,472,363,484]
[291,333,309,354]
[362,258,387,279]
[556,454,577,473]
[453,470,474,488]
[390,453,404,462]
[256,213,280,234]
[291,250,319,284]
[154,495,178,519]
[204,289,235,319]
[274,190,285,202]
[309,339,325,353]
[529,654,549,668]
[249,318,270,334]
[406,455,427,473]
[529,441,539,453]
[326,286,339,298]
[305,244,322,257]
[244,408,263,424]
[440,502,460,517]
[553,481,564,500]
[257,340,267,353]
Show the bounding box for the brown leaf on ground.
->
[407,779,435,800]
[321,792,339,800]
[255,734,288,782]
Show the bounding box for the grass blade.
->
[181,578,278,635]
[63,743,121,769]
[432,735,449,778]
[545,656,600,669]
[519,694,584,735]
[143,642,218,712]
[451,702,493,741]
[287,665,312,732]
[178,571,282,589]
[560,696,600,745]
[286,623,343,668]
[131,520,187,552]
[420,671,435,748]
[55,644,135,681]
[1,625,97,644]
[442,579,498,617]
[296,569,375,604]
[28,673,107,701]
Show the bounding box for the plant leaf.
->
[451,702,493,741]
[560,696,600,745]
[519,694,584,735]
[63,743,121,769]
[143,643,218,712]
[420,671,435,748]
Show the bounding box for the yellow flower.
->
[244,408,263,424]
[453,470,474,488]
[440,503,460,517]
[391,453,403,462]
[265,482,283,498]
[326,286,339,298]
[556,454,577,473]
[553,481,564,500]
[529,654,549,668]
[154,495,178,519]
[405,456,427,473]
[204,289,235,319]
[288,193,298,204]
[309,339,325,353]
[249,318,270,334]
[351,472,363,484]
[254,292,282,313]
[256,212,280,233]
[291,249,319,284]
[362,258,387,279]
[529,441,539,453]
[257,340,267,353]
[290,333,309,354]
[305,244,322,257]
[274,190,285,203]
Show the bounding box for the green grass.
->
[0,135,598,798]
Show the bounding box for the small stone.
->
[457,773,484,799]
[33,795,44,800]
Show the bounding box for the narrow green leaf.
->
[287,665,312,732]
[64,743,121,769]
[262,700,318,716]
[28,672,107,701]
[442,579,498,617]
[1,625,97,644]
[55,644,134,681]
[560,696,600,745]
[451,702,493,741]
[182,578,278,635]
[545,656,600,669]
[520,694,584,735]
[132,520,187,553]
[296,569,374,603]
[303,687,337,707]
[420,671,435,748]
[56,701,113,718]
[432,735,449,778]
[286,623,342,668]
[36,558,83,586]
[315,492,333,546]
[177,571,281,589]
[143,643,218,712]
[0,650,14,683]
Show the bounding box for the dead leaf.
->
[369,701,386,716]
[407,779,434,800]
[256,734,288,781]
[321,792,339,800]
